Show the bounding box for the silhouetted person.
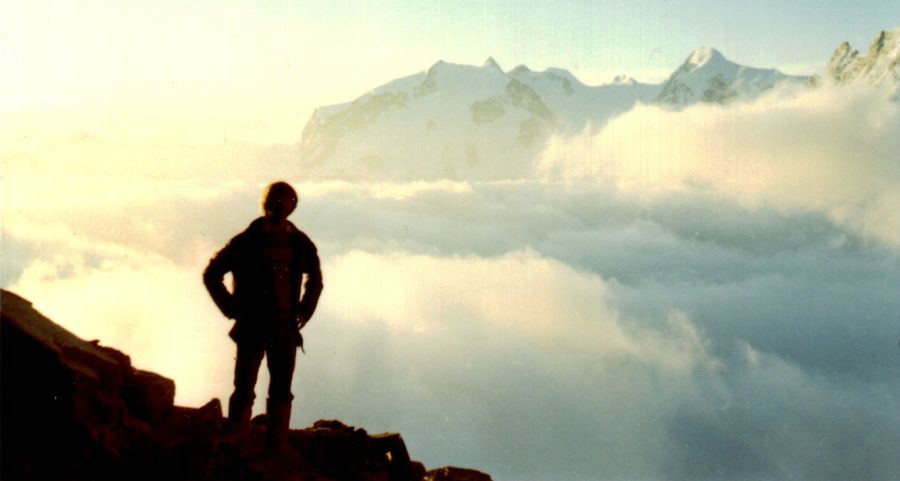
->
[203,181,323,451]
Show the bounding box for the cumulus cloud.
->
[297,249,721,479]
[538,84,900,249]
[296,248,897,481]
[322,250,720,372]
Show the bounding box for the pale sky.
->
[2,0,898,143]
[3,3,900,480]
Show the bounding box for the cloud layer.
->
[5,174,898,480]
[538,84,900,249]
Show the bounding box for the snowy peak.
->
[509,65,582,97]
[828,28,900,91]
[511,64,532,75]
[870,28,900,58]
[829,41,858,76]
[658,48,807,104]
[483,56,503,72]
[612,75,637,85]
[414,58,510,97]
[685,47,728,70]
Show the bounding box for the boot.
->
[227,395,253,438]
[266,399,292,453]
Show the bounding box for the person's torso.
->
[231,219,308,320]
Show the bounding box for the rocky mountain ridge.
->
[828,27,900,92]
[0,289,491,481]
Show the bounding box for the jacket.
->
[203,217,323,345]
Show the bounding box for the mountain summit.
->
[483,56,502,71]
[657,47,808,104]
[685,47,728,69]
[828,27,900,92]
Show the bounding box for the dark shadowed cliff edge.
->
[0,289,492,481]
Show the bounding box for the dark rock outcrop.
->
[0,289,490,481]
[425,467,494,481]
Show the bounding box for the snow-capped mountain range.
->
[300,56,661,180]
[299,28,898,181]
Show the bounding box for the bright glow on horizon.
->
[4,1,897,144]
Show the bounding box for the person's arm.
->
[297,242,323,327]
[203,240,238,319]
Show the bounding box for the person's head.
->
[262,181,298,225]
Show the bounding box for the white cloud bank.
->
[322,249,720,373]
[5,177,898,480]
[538,85,900,249]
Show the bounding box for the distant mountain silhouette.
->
[0,289,491,481]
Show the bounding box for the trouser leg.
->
[228,340,265,427]
[265,331,297,450]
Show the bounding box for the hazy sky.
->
[2,3,899,481]
[3,0,898,143]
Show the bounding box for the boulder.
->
[1,289,175,480]
[425,467,494,481]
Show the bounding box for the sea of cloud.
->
[2,82,898,481]
[538,83,900,249]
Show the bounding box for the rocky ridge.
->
[0,289,491,481]
[828,27,900,92]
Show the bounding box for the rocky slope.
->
[0,289,491,481]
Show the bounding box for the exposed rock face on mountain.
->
[828,28,900,92]
[656,47,809,104]
[0,289,491,481]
